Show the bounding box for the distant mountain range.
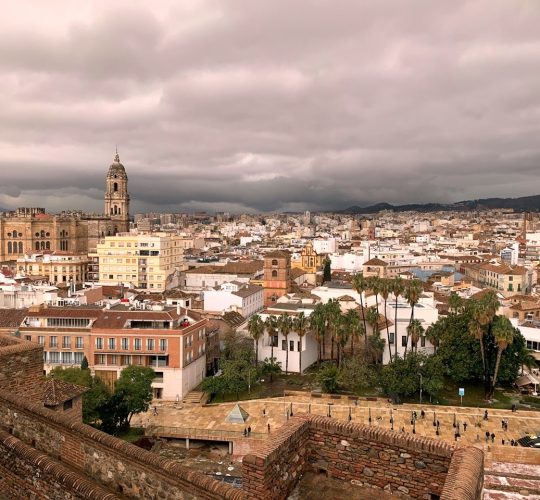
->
[340,195,540,214]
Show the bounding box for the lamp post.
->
[418,372,423,404]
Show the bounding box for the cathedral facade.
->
[0,152,130,265]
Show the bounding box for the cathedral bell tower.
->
[104,149,130,233]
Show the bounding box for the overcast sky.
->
[1,0,539,214]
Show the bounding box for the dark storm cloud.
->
[1,0,540,213]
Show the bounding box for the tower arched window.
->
[272,259,278,266]
[114,182,118,192]
[18,242,23,253]
[35,242,40,251]
[40,241,45,250]
[40,230,45,238]
[45,241,50,250]
[272,270,278,278]
[7,242,12,253]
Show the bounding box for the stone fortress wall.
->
[0,334,483,499]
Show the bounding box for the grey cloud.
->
[0,0,540,213]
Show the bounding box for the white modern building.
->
[203,282,264,318]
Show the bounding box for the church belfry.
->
[104,150,130,233]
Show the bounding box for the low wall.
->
[243,414,484,500]
[0,429,118,500]
[242,418,310,499]
[441,447,484,500]
[0,390,245,500]
[0,336,44,399]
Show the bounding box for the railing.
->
[146,425,266,441]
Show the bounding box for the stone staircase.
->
[483,462,540,499]
[182,391,207,405]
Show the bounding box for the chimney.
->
[177,303,181,316]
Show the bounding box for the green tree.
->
[404,279,423,329]
[325,299,342,361]
[407,318,424,354]
[201,375,228,401]
[97,390,130,435]
[48,366,109,425]
[344,308,363,356]
[317,361,340,393]
[294,312,309,374]
[379,278,393,362]
[490,315,514,398]
[278,314,293,374]
[448,292,463,315]
[81,355,89,370]
[311,303,327,362]
[338,357,377,394]
[391,277,405,359]
[115,365,155,425]
[264,315,278,362]
[260,357,282,382]
[323,257,332,283]
[352,272,369,351]
[247,314,264,367]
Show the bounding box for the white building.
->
[313,238,336,254]
[203,282,263,317]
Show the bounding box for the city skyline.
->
[1,0,539,214]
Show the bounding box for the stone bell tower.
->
[104,149,130,233]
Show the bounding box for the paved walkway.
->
[132,393,540,451]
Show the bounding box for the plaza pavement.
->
[132,391,540,460]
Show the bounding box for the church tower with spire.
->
[104,149,130,233]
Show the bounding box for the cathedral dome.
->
[107,151,128,179]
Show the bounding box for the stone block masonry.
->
[0,429,119,499]
[243,414,484,500]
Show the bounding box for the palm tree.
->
[406,319,424,354]
[425,323,441,354]
[294,312,309,374]
[247,314,264,367]
[392,277,405,359]
[352,273,369,351]
[379,278,393,362]
[264,315,278,362]
[404,279,423,327]
[366,306,383,364]
[311,303,327,362]
[489,316,515,400]
[368,276,382,317]
[325,299,342,361]
[448,292,463,315]
[345,308,363,356]
[334,314,350,367]
[278,314,293,374]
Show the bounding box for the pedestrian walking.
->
[243,428,247,437]
[463,422,467,431]
[267,423,271,433]
[485,431,490,442]
[491,432,495,443]
[247,426,251,435]
[483,410,489,421]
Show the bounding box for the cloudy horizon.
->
[1,0,540,214]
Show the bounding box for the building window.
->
[121,338,129,350]
[96,354,106,365]
[147,339,155,351]
[96,337,103,349]
[421,336,426,348]
[108,338,116,350]
[389,332,395,344]
[272,270,278,278]
[37,336,44,345]
[49,336,57,348]
[75,337,84,349]
[159,339,167,351]
[282,340,287,351]
[289,340,294,351]
[63,399,73,411]
[401,336,407,347]
[73,352,83,364]
[134,338,142,350]
[272,259,278,266]
[61,352,72,364]
[297,340,301,352]
[49,352,60,363]
[25,335,32,342]
[62,336,71,349]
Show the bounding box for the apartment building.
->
[16,252,89,284]
[462,262,535,296]
[94,233,185,290]
[18,304,207,400]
